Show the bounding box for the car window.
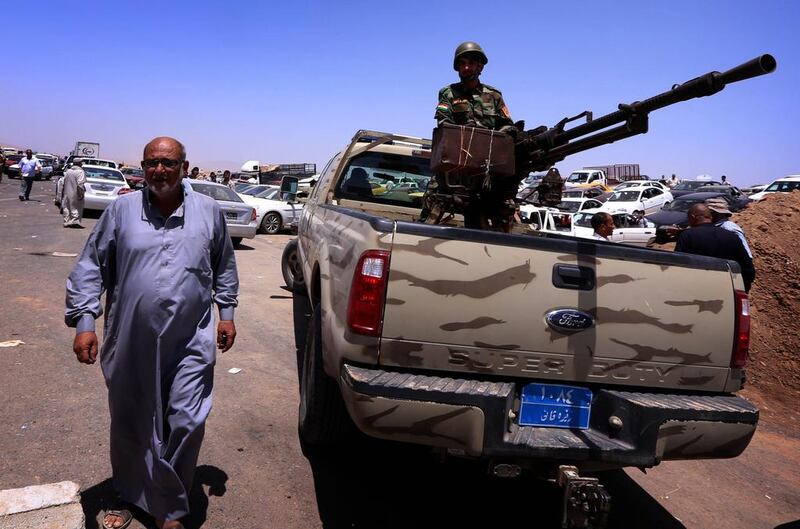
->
[609,190,641,202]
[585,188,602,198]
[254,188,279,200]
[765,181,800,192]
[334,151,432,207]
[84,168,124,181]
[191,183,243,202]
[585,200,601,209]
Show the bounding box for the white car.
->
[238,186,304,234]
[82,165,132,211]
[552,197,605,213]
[187,180,258,244]
[572,210,657,246]
[613,180,670,192]
[748,175,800,201]
[599,187,672,215]
[298,174,319,191]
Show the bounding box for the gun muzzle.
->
[719,54,777,85]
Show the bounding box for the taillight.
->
[118,188,133,195]
[347,250,391,336]
[731,290,750,368]
[250,208,257,221]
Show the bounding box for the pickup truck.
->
[294,129,758,527]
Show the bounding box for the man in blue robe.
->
[65,137,239,529]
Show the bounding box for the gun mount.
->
[422,54,777,231]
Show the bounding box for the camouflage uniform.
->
[435,82,514,130]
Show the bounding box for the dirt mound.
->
[731,191,800,402]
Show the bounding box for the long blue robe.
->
[65,181,239,520]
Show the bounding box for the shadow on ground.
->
[80,465,228,529]
[306,437,686,528]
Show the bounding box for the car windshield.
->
[765,181,800,192]
[8,155,23,162]
[573,212,594,228]
[241,186,270,196]
[608,190,641,202]
[191,183,243,202]
[674,181,713,191]
[556,201,581,212]
[663,197,703,212]
[254,188,279,200]
[566,172,589,183]
[335,151,432,207]
[561,190,584,198]
[123,168,144,177]
[84,168,124,181]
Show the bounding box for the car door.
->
[644,188,663,213]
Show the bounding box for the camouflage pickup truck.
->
[294,129,757,527]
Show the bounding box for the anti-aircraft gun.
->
[423,54,777,232]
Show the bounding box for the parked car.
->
[669,179,721,198]
[646,191,744,241]
[696,185,751,210]
[186,180,258,245]
[551,197,605,213]
[613,180,671,192]
[572,210,657,246]
[560,187,607,200]
[120,167,145,189]
[238,186,304,234]
[3,154,22,174]
[7,157,54,180]
[599,186,672,215]
[83,165,133,211]
[748,176,800,201]
[64,156,118,171]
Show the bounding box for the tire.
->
[298,306,354,451]
[261,212,282,235]
[231,237,243,247]
[281,239,305,294]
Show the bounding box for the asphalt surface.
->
[0,176,797,529]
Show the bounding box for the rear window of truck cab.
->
[334,151,432,208]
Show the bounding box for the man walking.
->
[60,158,87,228]
[65,137,239,529]
[18,149,41,201]
[675,203,755,291]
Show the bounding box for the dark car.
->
[669,180,721,198]
[4,154,22,174]
[696,185,750,210]
[646,191,744,242]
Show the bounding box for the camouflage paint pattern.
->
[380,232,740,392]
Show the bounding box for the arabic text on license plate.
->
[518,383,592,429]
[225,212,237,220]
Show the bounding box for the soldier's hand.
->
[217,320,236,353]
[73,332,98,364]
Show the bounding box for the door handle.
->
[552,264,595,291]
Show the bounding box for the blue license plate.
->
[518,383,592,429]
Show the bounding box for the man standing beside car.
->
[60,158,86,228]
[591,212,615,241]
[18,149,41,201]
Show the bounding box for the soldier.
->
[435,41,514,131]
[422,42,517,228]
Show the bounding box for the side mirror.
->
[281,175,299,202]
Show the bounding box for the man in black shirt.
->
[675,204,755,291]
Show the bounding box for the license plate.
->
[518,383,592,429]
[225,212,238,220]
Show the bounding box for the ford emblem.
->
[546,309,595,333]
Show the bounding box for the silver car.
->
[82,165,132,211]
[187,180,258,245]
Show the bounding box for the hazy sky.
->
[4,0,798,185]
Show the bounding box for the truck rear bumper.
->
[339,364,758,468]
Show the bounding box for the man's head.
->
[671,174,677,180]
[73,158,83,167]
[705,198,732,221]
[591,212,615,238]
[453,41,487,83]
[25,149,33,157]
[142,137,187,198]
[223,170,231,180]
[687,203,713,227]
[190,166,199,178]
[721,175,727,183]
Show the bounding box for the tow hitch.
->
[557,465,611,529]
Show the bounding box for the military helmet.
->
[453,41,488,70]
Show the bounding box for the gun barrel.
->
[719,54,776,84]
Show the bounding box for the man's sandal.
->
[102,505,133,529]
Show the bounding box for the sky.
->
[3,0,798,186]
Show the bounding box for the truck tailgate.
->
[380,224,740,392]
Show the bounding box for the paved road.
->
[0,177,797,529]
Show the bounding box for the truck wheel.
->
[261,212,282,234]
[281,239,305,294]
[298,306,354,452]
